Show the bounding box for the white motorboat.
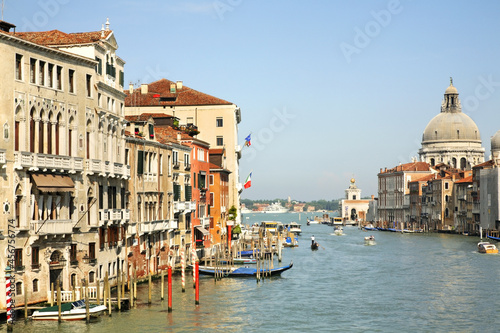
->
[285,222,302,235]
[31,299,107,321]
[364,235,376,246]
[334,226,344,236]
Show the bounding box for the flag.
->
[244,134,251,147]
[244,172,252,189]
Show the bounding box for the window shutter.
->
[137,150,144,174]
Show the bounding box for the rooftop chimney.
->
[0,20,16,32]
[176,81,183,90]
[129,83,134,94]
[170,83,176,93]
[141,84,148,95]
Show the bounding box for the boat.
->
[31,299,107,321]
[283,236,299,247]
[364,235,376,246]
[307,218,320,225]
[311,242,319,250]
[284,222,302,235]
[198,261,293,277]
[363,224,377,231]
[261,201,289,213]
[477,241,499,254]
[332,217,343,225]
[221,258,257,264]
[237,250,258,258]
[334,226,344,236]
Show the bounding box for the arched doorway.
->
[350,208,358,221]
[49,250,65,287]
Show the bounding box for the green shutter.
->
[185,185,192,201]
[137,150,144,175]
[174,184,180,201]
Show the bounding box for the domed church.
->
[418,79,485,169]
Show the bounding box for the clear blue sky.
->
[5,0,500,201]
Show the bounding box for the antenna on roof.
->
[2,0,4,21]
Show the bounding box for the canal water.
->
[5,212,500,332]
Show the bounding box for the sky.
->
[4,0,500,201]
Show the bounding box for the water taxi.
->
[284,222,302,235]
[31,300,107,321]
[364,235,376,246]
[477,242,498,254]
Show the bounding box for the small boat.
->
[311,242,319,250]
[237,250,259,258]
[198,261,293,277]
[285,222,302,235]
[31,299,107,321]
[364,235,376,246]
[307,218,320,225]
[478,241,499,254]
[283,236,299,247]
[363,224,377,231]
[334,226,344,236]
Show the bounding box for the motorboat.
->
[284,222,302,235]
[364,235,376,246]
[478,241,498,254]
[31,299,107,321]
[334,226,344,236]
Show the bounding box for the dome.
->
[422,112,481,143]
[491,130,500,152]
[445,84,458,95]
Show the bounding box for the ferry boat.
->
[284,222,302,235]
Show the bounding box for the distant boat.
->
[241,207,253,214]
[198,261,293,277]
[31,299,107,321]
[261,201,289,213]
[311,242,319,250]
[364,235,376,246]
[284,222,302,235]
[334,226,344,236]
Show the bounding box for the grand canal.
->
[6,212,500,332]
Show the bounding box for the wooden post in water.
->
[96,280,100,305]
[195,261,199,305]
[57,281,62,322]
[161,269,165,300]
[72,283,76,302]
[167,265,172,312]
[50,282,54,306]
[148,271,152,304]
[85,279,90,323]
[103,273,108,311]
[107,273,112,316]
[117,268,121,311]
[24,284,28,319]
[121,271,125,301]
[129,270,134,308]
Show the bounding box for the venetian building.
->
[419,79,485,169]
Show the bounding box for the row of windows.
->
[187,117,223,128]
[14,243,96,268]
[15,54,93,97]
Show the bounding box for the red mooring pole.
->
[167,266,172,312]
[195,261,200,305]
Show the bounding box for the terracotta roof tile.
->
[124,78,233,107]
[382,162,431,174]
[11,29,112,46]
[455,175,473,183]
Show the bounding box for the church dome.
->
[422,112,481,143]
[422,80,481,143]
[491,129,500,152]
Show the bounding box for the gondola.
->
[311,242,319,250]
[198,261,293,277]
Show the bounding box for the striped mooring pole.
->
[6,265,13,329]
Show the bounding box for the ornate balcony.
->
[99,208,130,226]
[174,201,196,213]
[30,219,74,235]
[14,152,83,172]
[139,220,178,234]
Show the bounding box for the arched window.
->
[445,208,449,218]
[68,116,74,156]
[452,158,457,169]
[16,282,23,295]
[38,109,45,154]
[89,271,95,284]
[430,158,435,166]
[460,157,467,170]
[47,111,53,154]
[33,279,39,292]
[30,108,36,153]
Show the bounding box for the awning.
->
[195,226,209,236]
[31,174,75,192]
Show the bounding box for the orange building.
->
[209,162,231,247]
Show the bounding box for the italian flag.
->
[244,172,252,189]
